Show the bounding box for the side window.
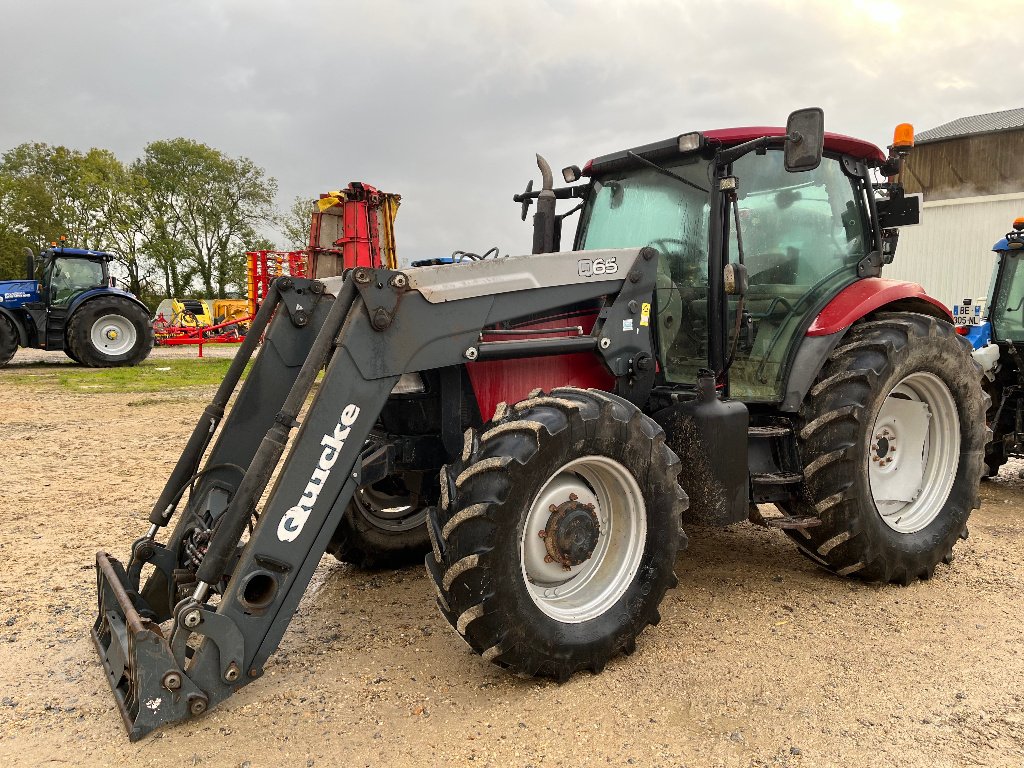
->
[730,151,869,284]
[727,151,869,401]
[50,258,104,306]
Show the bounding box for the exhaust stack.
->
[532,154,557,254]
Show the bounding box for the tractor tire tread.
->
[783,312,986,584]
[427,387,686,681]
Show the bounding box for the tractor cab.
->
[546,113,924,404]
[575,129,879,400]
[35,246,115,307]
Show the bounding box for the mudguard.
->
[68,287,149,317]
[780,278,953,412]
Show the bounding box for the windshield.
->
[992,252,1024,342]
[50,256,105,306]
[578,158,712,384]
[578,159,711,256]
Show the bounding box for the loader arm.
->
[93,246,658,740]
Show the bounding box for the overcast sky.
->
[0,0,1016,264]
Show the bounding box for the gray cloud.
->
[0,0,1015,263]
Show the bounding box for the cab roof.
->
[585,126,886,176]
[703,127,886,163]
[43,247,115,260]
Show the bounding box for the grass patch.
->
[2,357,244,393]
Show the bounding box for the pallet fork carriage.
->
[94,248,655,740]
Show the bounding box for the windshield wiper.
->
[627,151,709,194]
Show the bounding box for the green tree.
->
[0,143,139,282]
[0,171,43,279]
[0,143,110,249]
[139,139,277,298]
[278,196,314,249]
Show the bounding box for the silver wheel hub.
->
[90,314,137,357]
[520,456,646,624]
[868,371,960,534]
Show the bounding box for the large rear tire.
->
[327,475,431,569]
[0,314,17,367]
[67,296,154,367]
[427,388,686,681]
[785,313,986,584]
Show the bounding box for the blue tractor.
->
[957,217,1024,476]
[0,246,154,367]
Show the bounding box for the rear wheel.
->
[327,475,431,569]
[427,388,686,681]
[785,313,986,584]
[0,314,18,367]
[67,296,154,367]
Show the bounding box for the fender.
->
[67,287,150,318]
[780,278,952,412]
[806,277,951,336]
[0,306,29,347]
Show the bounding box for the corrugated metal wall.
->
[882,193,1024,309]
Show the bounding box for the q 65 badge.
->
[577,257,618,278]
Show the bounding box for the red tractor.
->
[93,109,985,739]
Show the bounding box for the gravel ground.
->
[1,347,1022,767]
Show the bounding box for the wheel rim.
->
[352,484,427,532]
[520,455,647,623]
[90,314,137,356]
[868,371,960,534]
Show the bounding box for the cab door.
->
[724,150,872,401]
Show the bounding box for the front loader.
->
[94,109,986,740]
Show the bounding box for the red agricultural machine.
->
[152,183,402,352]
[93,110,986,741]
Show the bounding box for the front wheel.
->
[327,474,432,569]
[67,296,154,367]
[785,313,986,584]
[427,388,687,681]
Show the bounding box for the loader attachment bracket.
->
[93,552,208,741]
[278,276,326,328]
[352,267,407,331]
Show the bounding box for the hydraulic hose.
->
[148,284,283,527]
[195,278,357,585]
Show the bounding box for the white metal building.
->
[882,108,1024,309]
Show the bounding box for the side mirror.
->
[24,248,35,281]
[784,107,825,172]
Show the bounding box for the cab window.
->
[50,257,105,306]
